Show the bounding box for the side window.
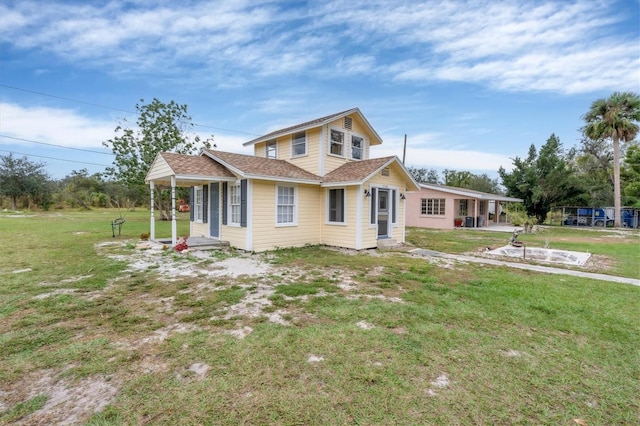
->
[266,140,277,159]
[330,129,344,156]
[351,135,363,160]
[276,185,296,225]
[229,183,241,225]
[328,188,345,223]
[194,186,203,222]
[292,131,306,156]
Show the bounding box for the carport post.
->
[149,180,155,240]
[171,176,177,246]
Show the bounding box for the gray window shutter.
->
[240,179,247,228]
[189,187,194,221]
[391,189,396,223]
[222,182,228,225]
[370,188,376,225]
[203,184,208,223]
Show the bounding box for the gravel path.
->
[409,248,640,287]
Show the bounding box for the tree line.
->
[1,93,638,226]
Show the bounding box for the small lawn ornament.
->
[510,229,524,247]
[174,237,189,253]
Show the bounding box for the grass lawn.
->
[0,210,638,424]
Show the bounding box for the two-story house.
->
[145,108,420,251]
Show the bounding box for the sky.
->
[1,0,639,181]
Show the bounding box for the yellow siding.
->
[321,186,359,249]
[250,180,322,252]
[363,163,410,245]
[285,128,321,175]
[221,225,246,250]
[190,221,209,238]
[253,142,266,158]
[146,155,172,181]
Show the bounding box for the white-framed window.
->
[421,198,445,216]
[194,186,204,222]
[266,139,277,159]
[229,183,241,225]
[351,135,363,160]
[276,185,296,225]
[292,131,306,156]
[330,129,344,156]
[328,188,345,223]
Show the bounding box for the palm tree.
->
[583,92,640,227]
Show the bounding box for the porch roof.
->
[417,183,523,202]
[145,152,236,185]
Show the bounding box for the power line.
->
[0,83,261,136]
[0,149,112,167]
[0,134,115,155]
[0,83,134,114]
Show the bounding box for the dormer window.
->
[266,139,277,159]
[351,135,363,160]
[292,131,306,156]
[330,129,344,156]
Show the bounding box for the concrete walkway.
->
[409,248,640,287]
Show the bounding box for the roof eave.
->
[243,108,384,147]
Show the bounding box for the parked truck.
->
[563,207,639,228]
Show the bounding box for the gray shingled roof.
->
[243,108,382,147]
[152,150,415,187]
[203,150,322,182]
[160,152,235,178]
[323,156,396,184]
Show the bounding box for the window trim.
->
[266,139,277,159]
[228,183,241,226]
[350,134,364,160]
[327,187,346,225]
[275,184,297,226]
[329,128,345,157]
[291,131,307,157]
[194,186,204,222]
[421,198,446,216]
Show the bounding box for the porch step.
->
[377,238,399,249]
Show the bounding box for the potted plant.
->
[454,217,464,227]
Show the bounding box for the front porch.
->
[155,236,229,250]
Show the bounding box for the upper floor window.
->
[266,140,277,159]
[421,198,445,216]
[351,135,363,160]
[330,129,344,156]
[229,183,241,225]
[292,131,306,156]
[276,185,296,225]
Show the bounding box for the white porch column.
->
[149,180,155,240]
[473,199,478,227]
[171,176,177,246]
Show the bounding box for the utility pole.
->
[402,134,407,164]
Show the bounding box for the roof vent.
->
[344,116,352,130]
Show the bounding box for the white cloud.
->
[0,103,115,149]
[375,146,513,174]
[1,0,637,94]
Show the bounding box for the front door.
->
[377,189,389,238]
[209,183,220,238]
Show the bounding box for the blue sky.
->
[1,0,639,180]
